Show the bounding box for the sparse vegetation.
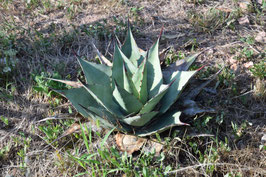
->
[0,0,265,176]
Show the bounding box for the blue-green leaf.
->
[147,40,163,99]
[112,45,134,93]
[121,26,140,66]
[56,88,115,129]
[132,57,148,104]
[183,53,200,71]
[82,84,124,117]
[122,111,159,127]
[79,105,116,129]
[56,87,95,118]
[136,111,188,136]
[114,44,137,76]
[77,57,111,85]
[160,71,197,114]
[139,83,172,114]
[163,52,201,81]
[112,82,143,114]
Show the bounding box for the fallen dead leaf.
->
[64,123,81,136]
[115,133,147,155]
[255,31,266,43]
[142,139,164,156]
[238,16,250,25]
[243,61,254,69]
[48,78,83,88]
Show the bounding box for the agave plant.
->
[51,25,205,137]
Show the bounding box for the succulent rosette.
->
[52,25,201,136]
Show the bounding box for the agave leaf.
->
[55,87,98,118]
[80,106,133,132]
[137,54,145,65]
[82,84,124,117]
[136,111,188,137]
[79,105,116,129]
[112,45,136,93]
[160,70,197,114]
[78,57,111,85]
[132,57,148,104]
[113,82,143,114]
[121,24,140,66]
[114,44,137,76]
[182,52,201,71]
[85,106,117,122]
[55,88,115,129]
[139,83,172,115]
[147,39,163,99]
[80,105,133,132]
[122,111,158,127]
[162,51,205,80]
[126,74,140,100]
[183,67,224,100]
[182,100,215,116]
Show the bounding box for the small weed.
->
[224,172,243,177]
[252,0,266,25]
[234,46,255,61]
[194,115,213,132]
[113,17,128,37]
[130,6,144,26]
[188,136,231,176]
[250,60,265,98]
[32,71,69,106]
[15,132,32,170]
[0,144,10,160]
[38,119,75,144]
[250,60,266,80]
[0,0,12,9]
[82,20,112,40]
[218,67,237,94]
[231,121,249,140]
[195,66,218,79]
[188,8,239,33]
[68,124,172,176]
[164,49,185,66]
[0,85,14,100]
[0,30,18,86]
[240,36,255,45]
[0,116,9,126]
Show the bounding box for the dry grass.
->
[0,0,265,176]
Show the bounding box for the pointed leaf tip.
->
[135,111,187,136]
[127,18,131,30]
[121,24,140,66]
